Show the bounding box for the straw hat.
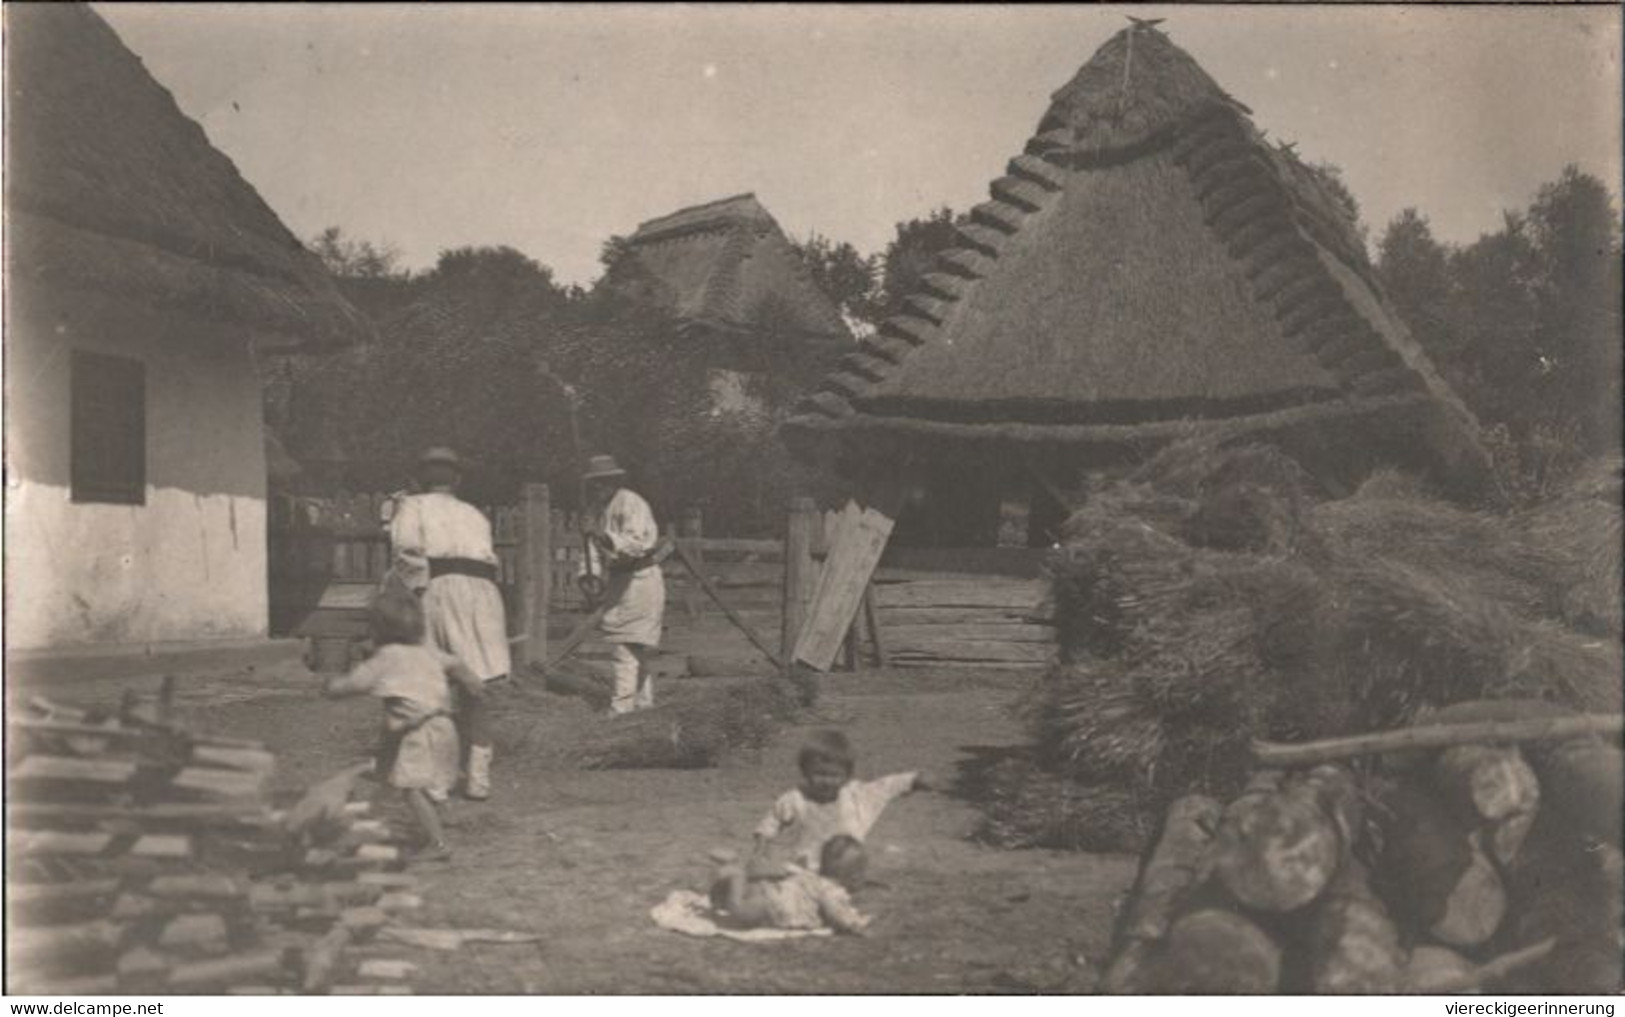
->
[582,454,627,482]
[418,446,463,470]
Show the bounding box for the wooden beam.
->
[794,478,905,672]
[519,483,551,666]
[781,497,819,678]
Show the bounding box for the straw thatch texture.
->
[6,4,368,349]
[971,441,1619,853]
[617,194,851,343]
[782,24,1490,497]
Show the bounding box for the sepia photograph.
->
[3,1,1621,1000]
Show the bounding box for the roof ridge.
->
[631,192,775,244]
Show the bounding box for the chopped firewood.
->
[171,767,267,798]
[15,830,114,856]
[148,874,243,899]
[1403,946,1478,993]
[1214,766,1360,912]
[191,745,277,774]
[1104,794,1221,993]
[301,928,353,992]
[356,958,417,979]
[1374,784,1506,948]
[1429,938,1558,993]
[358,872,418,889]
[168,949,286,989]
[158,914,230,954]
[131,834,193,858]
[1433,745,1540,824]
[376,892,423,912]
[8,919,125,962]
[1158,909,1282,993]
[117,946,171,980]
[329,985,413,995]
[13,755,138,784]
[339,906,390,938]
[1489,810,1537,867]
[1534,739,1623,849]
[378,926,542,951]
[284,761,374,836]
[353,844,400,863]
[225,986,287,995]
[1306,860,1404,993]
[8,879,120,904]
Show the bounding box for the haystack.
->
[783,21,1492,502]
[974,440,1620,853]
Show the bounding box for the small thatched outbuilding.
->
[5,4,368,658]
[606,193,851,406]
[783,24,1494,546]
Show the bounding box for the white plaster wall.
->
[4,286,269,650]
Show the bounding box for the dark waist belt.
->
[428,557,498,583]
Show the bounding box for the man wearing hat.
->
[389,447,508,799]
[579,454,667,714]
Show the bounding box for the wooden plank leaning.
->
[794,480,904,672]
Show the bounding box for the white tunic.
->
[389,491,511,681]
[585,488,666,646]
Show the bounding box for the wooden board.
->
[884,623,1055,645]
[877,607,1042,626]
[794,488,902,672]
[887,640,1051,664]
[872,579,1045,611]
[316,582,379,611]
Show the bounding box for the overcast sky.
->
[96,4,1621,286]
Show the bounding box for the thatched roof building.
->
[783,24,1493,501]
[5,3,369,351]
[609,193,851,365]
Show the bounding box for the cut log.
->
[1213,766,1360,912]
[1498,813,1624,993]
[13,755,139,784]
[16,830,115,856]
[356,958,417,979]
[1434,744,1540,824]
[158,914,230,954]
[1104,794,1222,994]
[148,874,243,899]
[301,927,353,992]
[192,745,278,774]
[169,950,285,990]
[6,919,125,962]
[131,834,193,858]
[171,767,267,798]
[7,879,121,905]
[1404,946,1478,993]
[1375,784,1505,948]
[1158,909,1282,993]
[1307,860,1404,993]
[1489,810,1538,867]
[1535,739,1622,848]
[1421,939,1557,993]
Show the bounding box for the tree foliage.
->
[1377,165,1622,501]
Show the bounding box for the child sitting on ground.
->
[754,729,932,873]
[710,835,871,935]
[323,590,483,861]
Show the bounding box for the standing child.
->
[324,591,484,861]
[754,730,932,872]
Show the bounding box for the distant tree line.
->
[1375,165,1621,502]
[274,164,1618,523]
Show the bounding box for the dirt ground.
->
[32,664,1137,994]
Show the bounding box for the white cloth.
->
[390,491,511,681]
[756,772,919,871]
[584,488,665,646]
[609,643,655,714]
[650,890,832,943]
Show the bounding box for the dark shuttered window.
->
[70,351,146,505]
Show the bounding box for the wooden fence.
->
[270,487,1054,674]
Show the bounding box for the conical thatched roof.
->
[783,25,1491,495]
[613,193,851,344]
[5,3,368,350]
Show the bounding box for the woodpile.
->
[1103,707,1623,994]
[7,693,431,995]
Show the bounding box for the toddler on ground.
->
[710,835,871,935]
[754,729,931,873]
[323,590,484,861]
